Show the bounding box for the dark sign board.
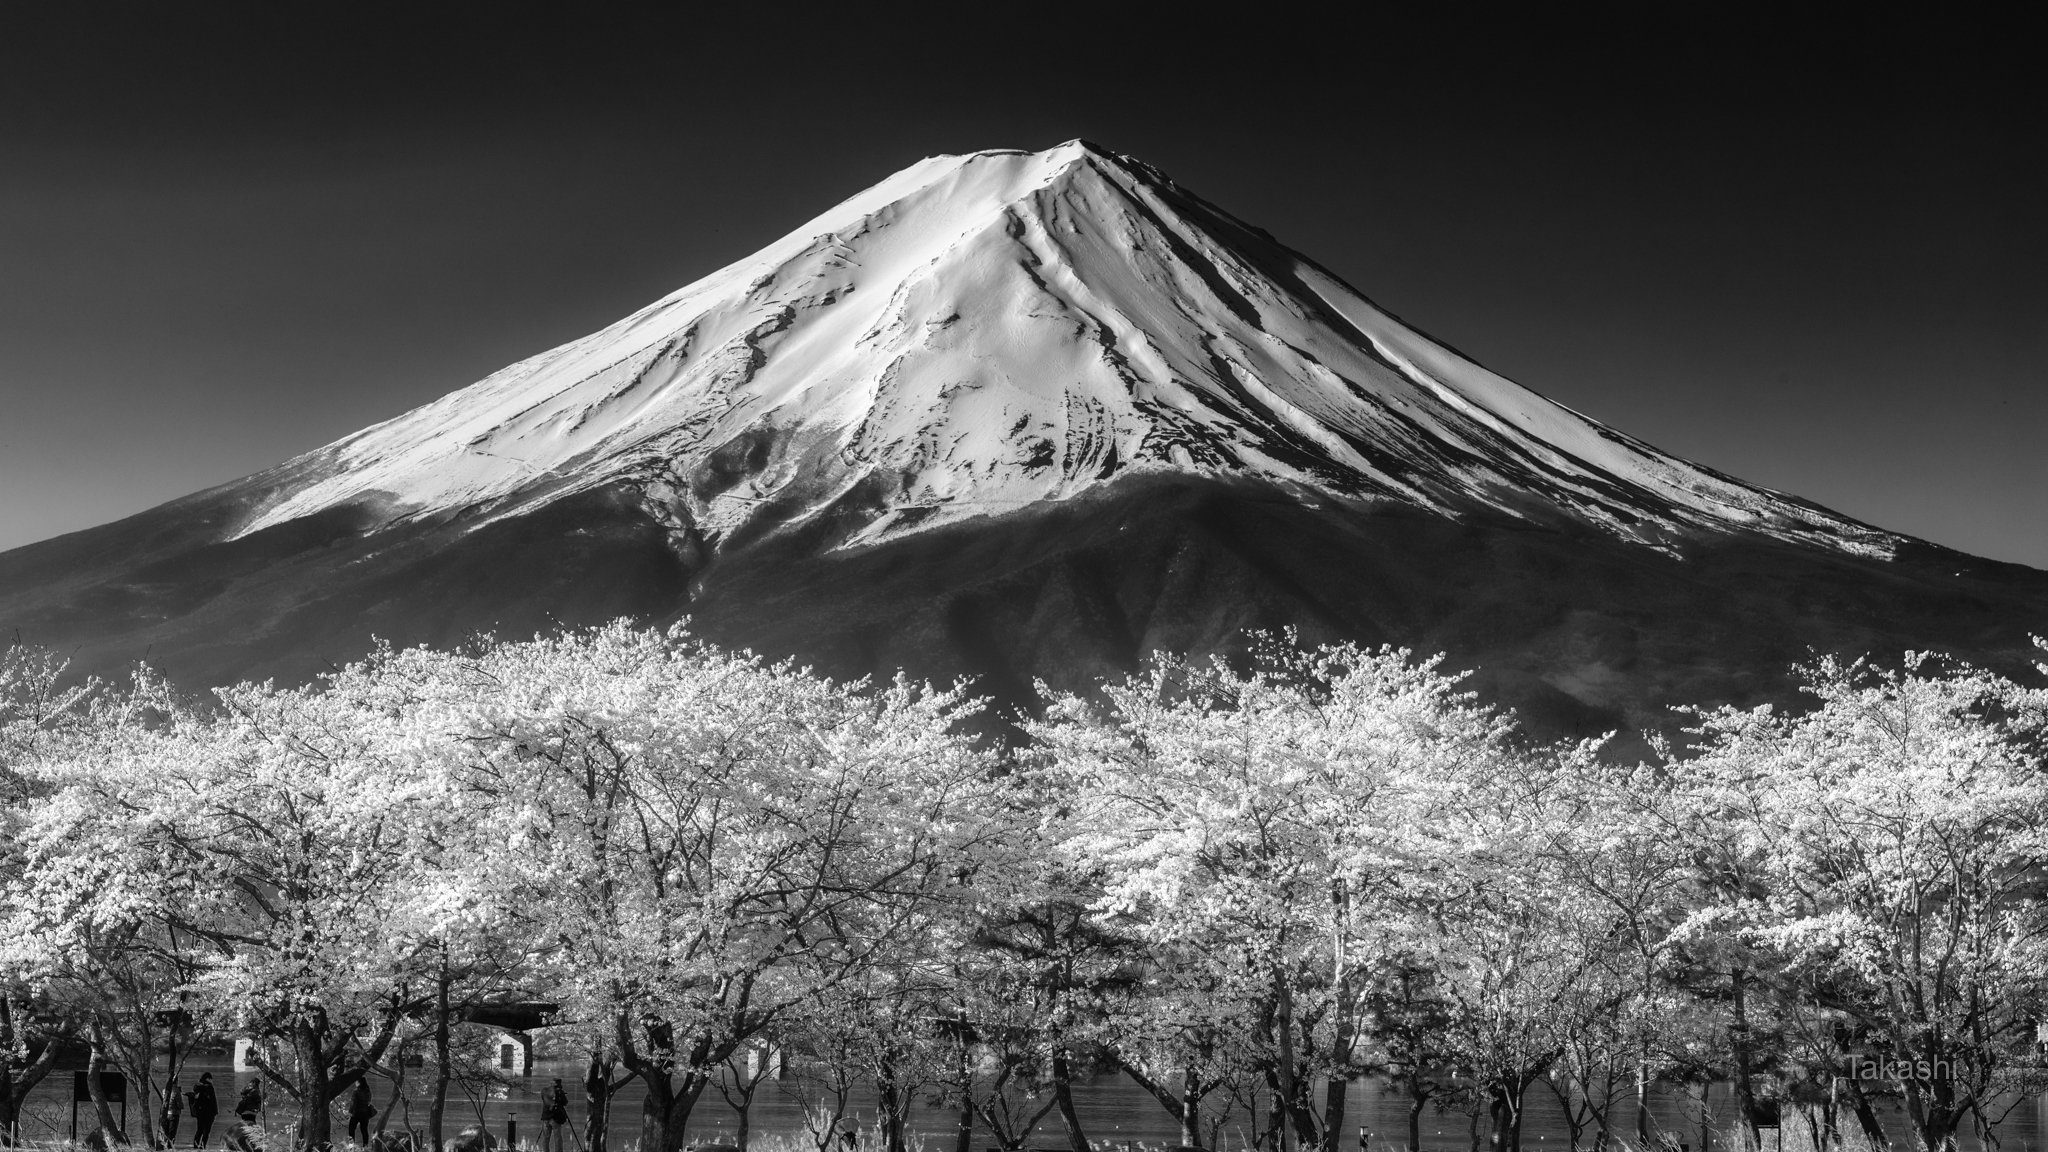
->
[72,1070,127,1104]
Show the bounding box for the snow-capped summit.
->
[231,140,1892,558]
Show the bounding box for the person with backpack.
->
[189,1074,219,1147]
[541,1079,570,1152]
[348,1079,376,1148]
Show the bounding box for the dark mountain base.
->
[5,474,2044,756]
[0,484,691,689]
[687,476,2048,754]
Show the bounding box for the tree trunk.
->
[953,1097,974,1152]
[1547,1076,1581,1152]
[0,999,59,1149]
[735,1080,754,1152]
[951,1041,974,1152]
[1508,1083,1526,1152]
[1730,970,1761,1148]
[374,1062,404,1137]
[1407,1090,1425,1152]
[875,1060,910,1152]
[430,970,452,1152]
[1634,1060,1650,1150]
[156,1073,179,1148]
[1843,1076,1889,1151]
[639,1077,675,1152]
[1913,1115,1957,1152]
[1321,1077,1347,1152]
[872,1067,891,1152]
[88,1041,127,1144]
[1901,1084,1960,1152]
[1274,979,1300,1152]
[638,1072,707,1152]
[584,1054,613,1152]
[0,998,13,1150]
[1182,1069,1204,1148]
[1050,1054,1089,1152]
[1486,1079,1530,1152]
[296,1021,336,1152]
[1114,1059,1185,1132]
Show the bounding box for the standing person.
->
[189,1074,218,1147]
[542,1079,570,1152]
[348,1079,376,1148]
[161,1078,184,1145]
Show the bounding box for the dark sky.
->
[2,4,2043,566]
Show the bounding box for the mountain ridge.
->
[2,141,2041,748]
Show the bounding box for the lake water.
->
[20,1050,2048,1152]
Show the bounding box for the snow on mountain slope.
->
[230,140,1896,558]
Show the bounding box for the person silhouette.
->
[189,1074,218,1147]
[348,1079,376,1147]
[542,1079,569,1152]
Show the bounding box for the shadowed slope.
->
[6,469,2043,755]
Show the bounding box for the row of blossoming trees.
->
[5,625,2048,1152]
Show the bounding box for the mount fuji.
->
[4,141,2043,743]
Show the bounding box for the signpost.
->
[1755,1100,1782,1152]
[70,1070,128,1141]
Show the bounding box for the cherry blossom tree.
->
[410,623,1010,1152]
[1529,761,1704,1152]
[945,875,1138,1152]
[0,642,102,803]
[35,660,487,1151]
[0,641,96,1144]
[1,663,197,1146]
[1416,813,1613,1152]
[1102,926,1268,1152]
[1034,635,1528,1152]
[15,615,2048,1152]
[1672,654,2048,1152]
[1360,955,1459,1152]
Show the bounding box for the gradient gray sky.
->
[3,4,2043,567]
